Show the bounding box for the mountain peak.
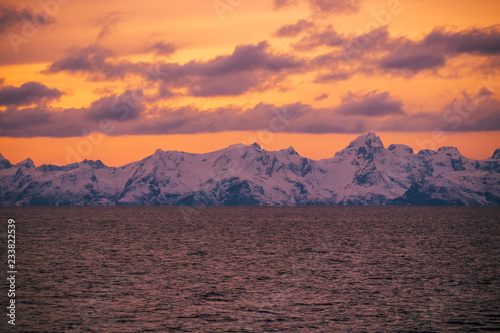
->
[347,132,384,149]
[1,139,499,206]
[437,146,461,155]
[16,157,35,168]
[334,132,385,159]
[0,153,13,170]
[491,148,500,159]
[81,159,106,169]
[282,146,297,155]
[251,142,262,150]
[154,148,164,155]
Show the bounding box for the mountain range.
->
[1,132,499,206]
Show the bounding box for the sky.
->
[0,0,499,166]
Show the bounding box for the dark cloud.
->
[273,19,315,37]
[2,89,499,137]
[84,90,145,121]
[377,90,500,132]
[0,82,62,106]
[43,44,145,80]
[289,24,499,78]
[295,26,393,70]
[0,100,306,137]
[314,93,328,101]
[0,89,147,137]
[296,25,500,62]
[183,41,301,75]
[437,91,500,132]
[379,54,445,72]
[0,4,34,33]
[293,25,345,50]
[126,102,310,135]
[189,73,262,97]
[334,91,404,117]
[149,42,177,56]
[0,5,31,33]
[314,71,352,82]
[379,26,500,73]
[425,26,500,55]
[0,5,55,33]
[455,100,500,132]
[0,105,83,137]
[0,107,49,131]
[273,0,362,14]
[298,27,392,81]
[157,41,304,96]
[44,41,302,96]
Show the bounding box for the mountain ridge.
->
[1,133,499,206]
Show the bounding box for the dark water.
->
[1,207,500,332]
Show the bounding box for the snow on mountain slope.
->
[0,153,13,170]
[0,133,498,206]
[317,132,420,204]
[116,143,327,205]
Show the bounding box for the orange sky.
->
[0,0,499,166]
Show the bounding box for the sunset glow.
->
[1,0,499,166]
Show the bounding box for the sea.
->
[0,206,499,332]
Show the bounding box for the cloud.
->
[288,24,500,78]
[425,26,500,55]
[84,90,145,121]
[273,19,315,37]
[0,105,81,137]
[379,26,500,73]
[149,42,177,56]
[293,25,346,50]
[0,99,307,137]
[0,4,56,33]
[377,90,500,132]
[43,44,145,80]
[126,102,311,135]
[314,71,352,82]
[334,91,404,117]
[157,41,304,96]
[0,5,31,33]
[273,0,293,8]
[294,26,394,73]
[44,41,302,96]
[309,0,361,14]
[87,12,125,40]
[189,73,263,97]
[295,27,392,81]
[273,0,362,14]
[0,89,147,137]
[314,93,328,101]
[183,41,301,75]
[379,54,445,72]
[2,88,499,137]
[0,4,37,33]
[0,82,62,106]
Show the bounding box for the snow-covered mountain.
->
[1,133,499,206]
